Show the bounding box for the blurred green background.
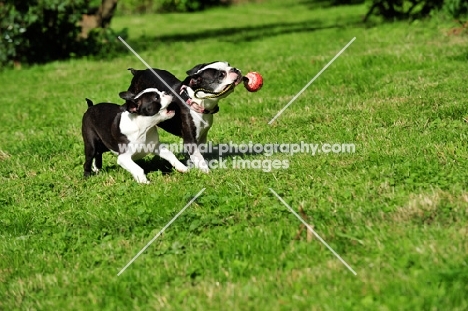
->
[1,0,467,68]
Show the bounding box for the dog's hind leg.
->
[92,143,105,173]
[83,142,96,177]
[92,153,102,173]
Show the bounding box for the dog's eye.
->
[219,72,226,78]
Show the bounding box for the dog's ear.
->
[186,63,210,76]
[122,100,138,113]
[186,61,226,76]
[127,68,137,76]
[119,91,135,101]
[125,103,138,113]
[189,76,202,88]
[119,91,138,113]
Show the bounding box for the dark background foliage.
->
[0,0,127,66]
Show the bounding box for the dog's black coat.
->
[125,62,242,172]
[127,68,196,140]
[82,100,129,176]
[126,62,241,145]
[81,91,165,177]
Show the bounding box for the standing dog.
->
[126,61,243,172]
[82,88,187,184]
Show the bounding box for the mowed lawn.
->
[1,0,468,309]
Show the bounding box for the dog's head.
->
[184,61,242,100]
[119,88,174,119]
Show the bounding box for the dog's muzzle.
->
[180,86,219,114]
[191,68,242,100]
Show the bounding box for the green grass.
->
[1,0,468,309]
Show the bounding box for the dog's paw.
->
[198,165,210,174]
[92,163,100,173]
[175,164,189,173]
[189,154,210,173]
[135,175,150,184]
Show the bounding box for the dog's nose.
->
[230,68,241,75]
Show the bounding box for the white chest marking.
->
[119,111,161,143]
[190,110,213,141]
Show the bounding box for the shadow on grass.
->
[96,146,267,177]
[79,145,264,178]
[115,18,362,54]
[298,0,365,10]
[144,146,262,174]
[448,51,468,62]
[88,157,175,177]
[138,156,178,175]
[201,145,262,161]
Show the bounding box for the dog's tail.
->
[85,98,94,108]
[127,68,137,75]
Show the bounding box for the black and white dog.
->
[126,61,243,172]
[82,88,187,184]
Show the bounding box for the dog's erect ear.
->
[127,68,137,76]
[119,91,135,101]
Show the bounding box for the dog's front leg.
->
[183,140,209,173]
[158,146,189,173]
[190,148,209,173]
[117,153,149,184]
[180,115,210,173]
[198,131,208,145]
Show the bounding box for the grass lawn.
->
[1,0,468,309]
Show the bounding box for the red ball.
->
[244,72,263,92]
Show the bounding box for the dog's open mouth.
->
[222,74,243,92]
[223,77,242,92]
[193,75,241,99]
[223,83,236,93]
